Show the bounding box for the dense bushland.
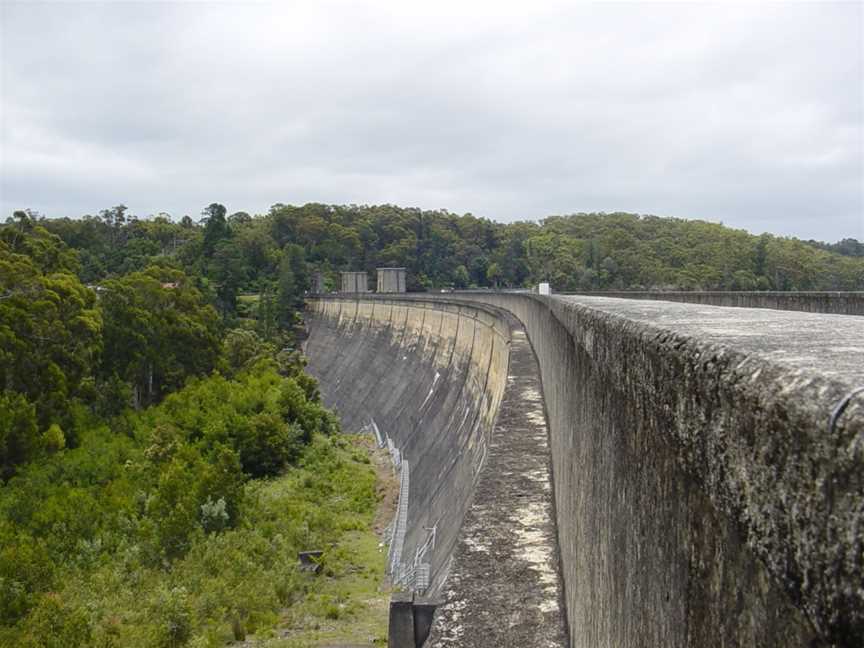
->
[0,217,311,473]
[0,362,378,647]
[22,203,864,294]
[1,209,386,647]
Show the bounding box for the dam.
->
[304,292,864,648]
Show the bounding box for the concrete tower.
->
[340,271,369,293]
[377,267,407,293]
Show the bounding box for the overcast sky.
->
[1,1,862,241]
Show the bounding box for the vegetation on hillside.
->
[0,213,388,647]
[21,203,863,295]
[0,396,379,646]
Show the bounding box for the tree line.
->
[2,202,861,472]
[22,203,864,299]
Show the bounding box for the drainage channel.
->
[422,319,568,647]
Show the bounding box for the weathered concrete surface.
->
[441,293,864,648]
[305,298,567,647]
[568,290,864,316]
[307,292,864,647]
[427,324,568,647]
[305,298,509,597]
[558,296,864,382]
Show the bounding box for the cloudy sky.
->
[1,1,862,241]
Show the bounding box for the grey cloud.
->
[1,1,861,240]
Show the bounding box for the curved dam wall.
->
[303,297,510,596]
[306,293,864,647]
[444,292,864,648]
[564,290,864,315]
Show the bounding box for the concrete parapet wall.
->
[305,296,510,595]
[566,290,864,315]
[440,292,864,647]
[306,292,864,647]
[309,293,864,648]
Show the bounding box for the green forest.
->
[20,203,864,300]
[0,203,861,646]
[0,213,390,647]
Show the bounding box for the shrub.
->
[0,392,39,478]
[235,414,302,478]
[41,424,65,453]
[146,586,191,648]
[146,444,243,560]
[0,359,374,646]
[198,497,228,534]
[19,593,91,648]
[0,534,55,625]
[221,329,275,376]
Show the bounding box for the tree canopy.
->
[28,204,863,294]
[99,267,221,408]
[0,219,102,471]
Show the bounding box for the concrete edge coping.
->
[308,295,512,342]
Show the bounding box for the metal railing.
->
[388,459,410,576]
[373,418,437,596]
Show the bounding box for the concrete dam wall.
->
[305,297,567,646]
[305,294,864,648]
[305,298,509,593]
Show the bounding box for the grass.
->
[1,433,393,648]
[267,530,390,646]
[233,435,394,647]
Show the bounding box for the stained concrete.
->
[306,298,566,648]
[306,293,864,648]
[445,292,864,647]
[341,271,369,293]
[427,324,568,647]
[304,298,510,598]
[378,268,407,293]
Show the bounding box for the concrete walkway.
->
[428,321,568,647]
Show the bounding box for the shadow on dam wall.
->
[305,293,864,648]
[304,297,511,598]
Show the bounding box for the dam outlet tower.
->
[340,271,369,293]
[378,267,407,293]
